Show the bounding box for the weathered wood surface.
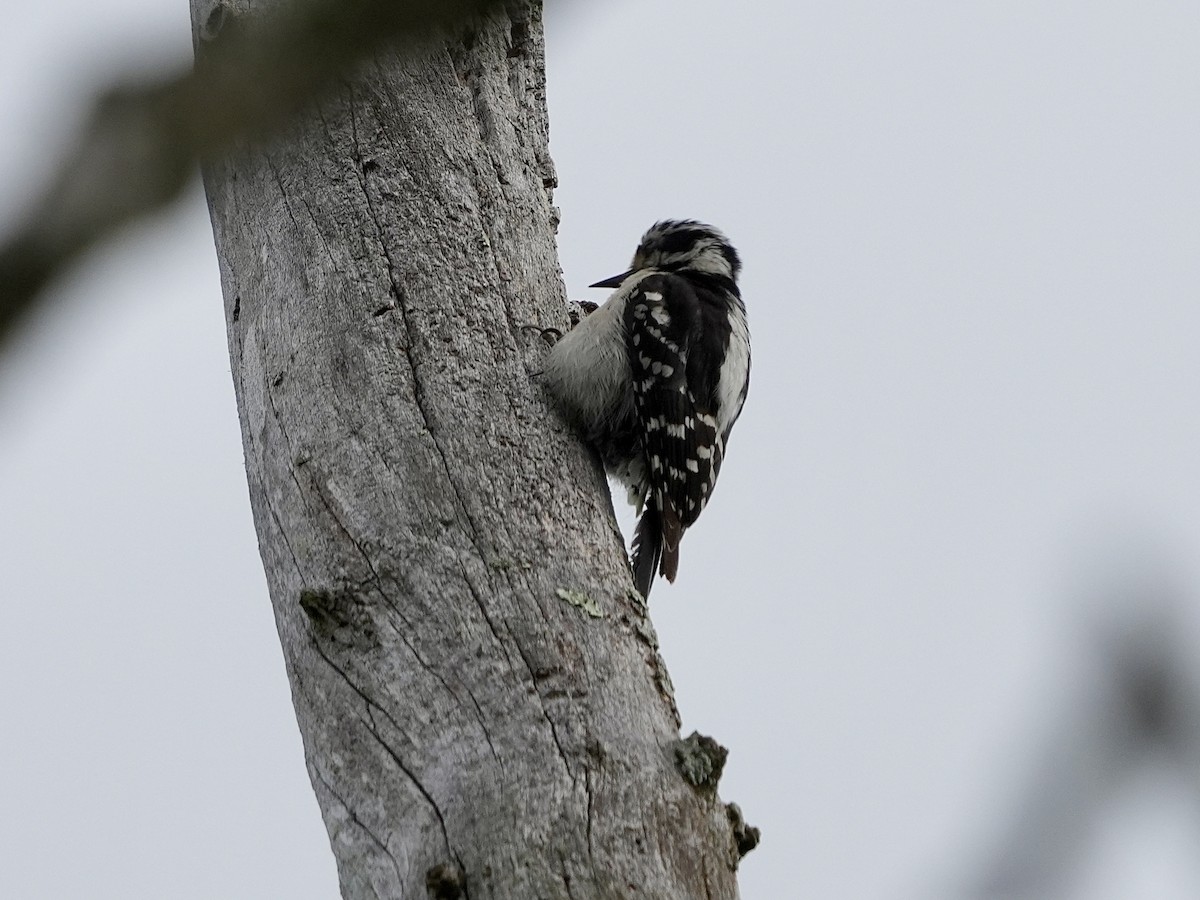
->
[192,1,746,896]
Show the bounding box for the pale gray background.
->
[4,2,1200,898]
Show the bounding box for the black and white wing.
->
[623,274,725,597]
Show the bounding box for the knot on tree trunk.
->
[725,802,761,862]
[425,862,466,899]
[298,586,378,649]
[673,730,728,791]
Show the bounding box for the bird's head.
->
[590,220,741,288]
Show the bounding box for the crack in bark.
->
[558,858,577,900]
[311,639,459,868]
[303,472,393,589]
[313,766,405,887]
[345,85,497,582]
[256,379,314,583]
[503,622,574,781]
[358,710,472,898]
[310,637,487,900]
[263,378,320,530]
[450,556,567,765]
[702,854,716,900]
[459,681,504,769]
[300,195,344,276]
[301,493,505,774]
[266,150,344,278]
[264,490,306,579]
[583,765,597,871]
[265,155,302,234]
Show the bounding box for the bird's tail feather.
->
[631,506,663,599]
[659,500,682,583]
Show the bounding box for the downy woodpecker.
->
[542,220,751,598]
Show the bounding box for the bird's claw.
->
[520,324,563,345]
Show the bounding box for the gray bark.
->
[190,1,748,897]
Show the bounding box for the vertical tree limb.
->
[191,1,749,896]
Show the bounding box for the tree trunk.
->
[190,1,748,896]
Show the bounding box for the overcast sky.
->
[4,2,1200,898]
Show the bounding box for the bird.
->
[540,220,750,597]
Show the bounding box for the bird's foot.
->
[520,324,563,346]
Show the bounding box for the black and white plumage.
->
[542,220,751,598]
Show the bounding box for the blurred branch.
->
[0,0,506,351]
[957,574,1200,898]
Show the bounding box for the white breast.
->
[542,285,636,435]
